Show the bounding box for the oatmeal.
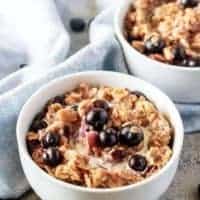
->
[124,0,200,67]
[26,83,173,188]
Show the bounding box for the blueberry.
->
[128,155,147,171]
[93,99,109,111]
[34,111,46,121]
[127,35,135,43]
[180,0,198,7]
[144,36,165,54]
[86,108,108,130]
[187,58,199,67]
[178,59,188,66]
[30,118,47,132]
[129,34,142,41]
[42,132,60,148]
[178,57,199,67]
[99,128,118,147]
[49,95,66,105]
[19,64,27,68]
[173,46,186,61]
[70,18,86,32]
[119,127,144,147]
[43,148,62,166]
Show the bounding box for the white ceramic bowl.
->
[17,71,183,200]
[115,0,200,103]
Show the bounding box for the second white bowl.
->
[114,0,200,103]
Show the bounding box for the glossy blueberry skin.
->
[187,58,199,67]
[70,18,86,32]
[171,46,200,67]
[119,127,144,147]
[180,0,198,7]
[29,111,47,132]
[42,132,60,148]
[176,57,200,67]
[128,154,148,171]
[144,37,165,54]
[48,95,66,105]
[86,108,108,130]
[179,59,188,66]
[30,117,47,132]
[42,148,62,166]
[173,46,186,61]
[30,120,47,132]
[19,64,27,68]
[99,128,118,147]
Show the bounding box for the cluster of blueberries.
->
[28,95,68,167]
[86,100,144,148]
[85,99,147,171]
[139,0,199,67]
[41,133,62,167]
[28,95,148,171]
[145,36,200,67]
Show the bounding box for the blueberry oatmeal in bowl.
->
[17,71,183,200]
[115,0,200,102]
[26,82,173,188]
[124,0,200,67]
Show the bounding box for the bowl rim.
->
[16,70,184,194]
[114,0,200,71]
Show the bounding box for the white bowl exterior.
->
[19,150,178,200]
[17,71,183,200]
[115,0,200,103]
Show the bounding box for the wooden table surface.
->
[19,133,200,200]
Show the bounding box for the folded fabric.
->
[0,0,70,82]
[95,0,123,12]
[0,2,200,200]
